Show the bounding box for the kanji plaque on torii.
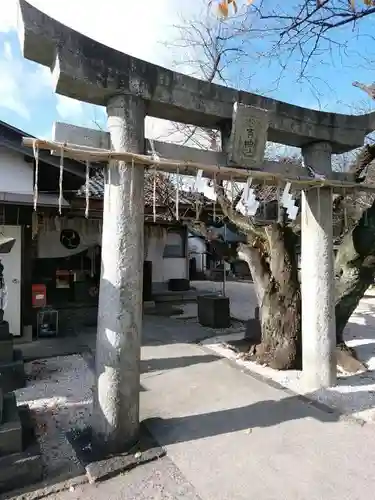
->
[228,103,269,167]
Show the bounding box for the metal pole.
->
[223,223,227,297]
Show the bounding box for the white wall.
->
[38,219,187,282]
[0,146,33,194]
[0,146,69,207]
[145,229,187,282]
[162,258,187,281]
[146,230,165,282]
[188,236,207,272]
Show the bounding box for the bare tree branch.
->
[215,183,266,239]
[248,0,375,78]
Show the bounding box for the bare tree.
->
[243,0,375,79]
[253,0,375,37]
[159,3,375,370]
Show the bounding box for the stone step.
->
[153,289,203,304]
[0,321,9,339]
[0,349,25,393]
[168,278,190,292]
[0,335,14,364]
[0,393,22,456]
[0,405,43,494]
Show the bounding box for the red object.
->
[32,284,47,308]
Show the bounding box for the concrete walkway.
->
[15,316,375,500]
[139,317,375,500]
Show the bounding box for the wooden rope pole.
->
[22,137,375,193]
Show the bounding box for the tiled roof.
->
[77,170,104,199]
[76,170,214,207]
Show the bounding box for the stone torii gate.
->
[18,0,375,453]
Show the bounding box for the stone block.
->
[168,279,190,292]
[0,321,9,339]
[0,334,14,363]
[0,405,43,494]
[198,295,230,329]
[0,349,25,392]
[0,393,22,456]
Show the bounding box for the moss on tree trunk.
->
[335,201,375,344]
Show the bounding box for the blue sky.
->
[0,0,374,142]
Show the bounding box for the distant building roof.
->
[76,170,215,207]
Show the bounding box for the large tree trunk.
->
[335,201,375,344]
[240,224,302,369]
[258,225,301,369]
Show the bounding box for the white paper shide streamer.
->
[195,169,203,192]
[149,139,160,223]
[281,182,299,220]
[85,160,90,219]
[241,177,259,216]
[153,167,157,223]
[193,169,204,221]
[31,211,38,238]
[32,139,39,211]
[59,147,64,215]
[213,174,216,222]
[175,165,180,220]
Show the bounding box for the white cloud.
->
[0,38,53,120]
[56,95,84,121]
[0,71,30,119]
[1,0,197,67]
[0,0,18,33]
[0,0,208,140]
[3,41,13,61]
[35,0,202,136]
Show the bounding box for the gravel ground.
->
[15,355,94,480]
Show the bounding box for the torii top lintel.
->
[18,0,375,154]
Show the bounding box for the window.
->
[163,229,185,258]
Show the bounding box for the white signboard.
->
[228,103,269,168]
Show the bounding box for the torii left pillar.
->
[93,94,145,452]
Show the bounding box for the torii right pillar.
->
[301,142,336,389]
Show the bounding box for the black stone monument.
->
[0,260,25,392]
[0,236,43,493]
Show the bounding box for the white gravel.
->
[200,285,375,424]
[15,354,94,479]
